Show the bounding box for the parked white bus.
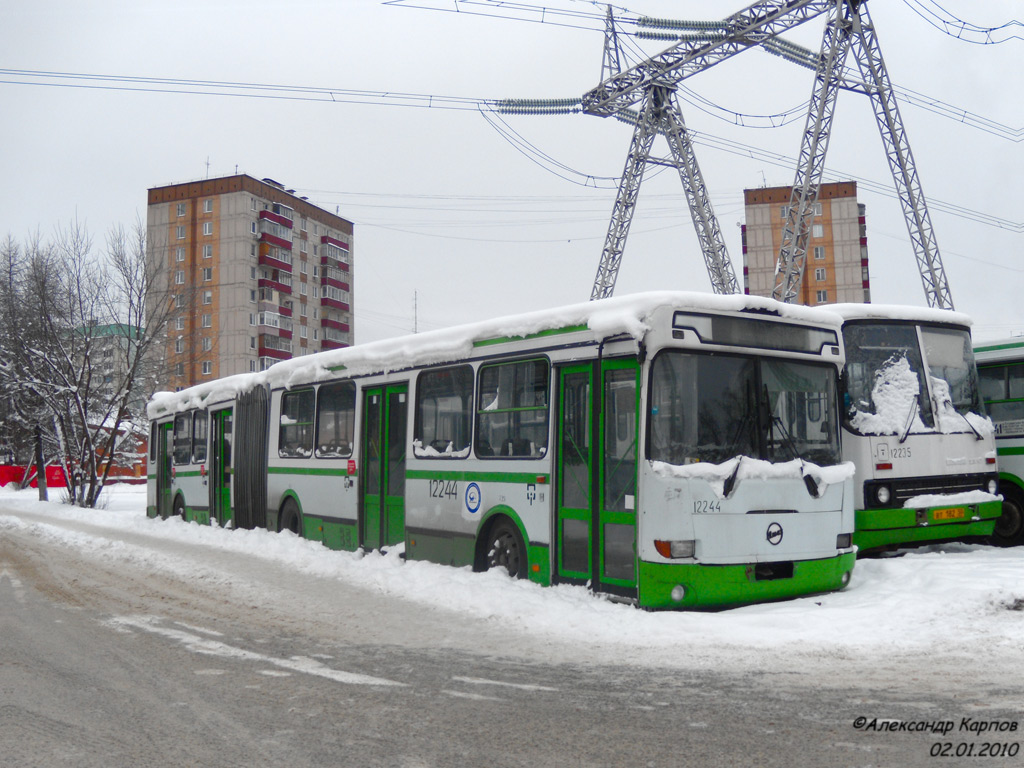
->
[974,337,1024,544]
[147,292,856,609]
[832,304,1001,551]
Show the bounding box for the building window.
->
[175,247,185,262]
[816,290,828,303]
[250,222,257,235]
[300,240,307,255]
[815,268,826,281]
[313,309,318,320]
[204,199,213,214]
[250,360,257,372]
[174,270,185,285]
[202,337,212,352]
[813,246,825,260]
[812,224,824,238]
[202,244,213,259]
[300,302,307,318]
[251,197,257,211]
[250,336,256,349]
[249,313,256,326]
[202,222,213,236]
[202,361,213,375]
[174,362,184,377]
[300,282,307,296]
[313,330,318,340]
[176,226,186,240]
[175,316,185,330]
[312,286,319,299]
[250,289,257,303]
[300,260,308,275]
[301,218,308,232]
[250,267,257,280]
[201,314,212,328]
[176,203,186,217]
[313,266,319,278]
[175,294,185,309]
[203,290,213,304]
[174,338,184,354]
[300,325,308,339]
[202,267,213,281]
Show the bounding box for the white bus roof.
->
[147,290,842,419]
[829,303,973,328]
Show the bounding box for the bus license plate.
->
[933,507,966,521]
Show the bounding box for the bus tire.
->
[279,498,303,537]
[172,495,186,520]
[480,518,527,579]
[992,486,1024,546]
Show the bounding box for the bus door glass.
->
[600,360,639,590]
[209,408,233,525]
[557,364,594,581]
[361,384,408,550]
[157,422,173,518]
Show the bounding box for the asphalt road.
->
[2,506,1022,768]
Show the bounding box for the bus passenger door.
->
[208,408,233,526]
[598,360,639,597]
[361,384,408,550]
[156,422,173,519]
[556,360,639,598]
[556,365,594,583]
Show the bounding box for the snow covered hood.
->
[829,303,973,328]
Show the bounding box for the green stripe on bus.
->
[975,341,1024,353]
[472,324,588,348]
[268,466,352,477]
[997,446,1024,456]
[406,469,550,484]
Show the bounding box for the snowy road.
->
[2,487,1023,767]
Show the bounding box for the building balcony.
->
[259,251,293,272]
[320,296,350,312]
[320,254,350,272]
[320,317,351,333]
[258,277,292,296]
[259,209,294,229]
[258,346,291,360]
[259,232,292,251]
[322,276,350,291]
[322,339,347,351]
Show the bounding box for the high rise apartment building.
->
[741,181,870,306]
[147,175,353,391]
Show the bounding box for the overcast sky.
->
[1,0,1020,343]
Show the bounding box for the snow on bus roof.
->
[147,290,841,419]
[829,302,973,328]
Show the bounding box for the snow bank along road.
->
[2,488,1023,767]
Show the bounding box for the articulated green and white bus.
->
[974,337,1024,545]
[831,305,1001,551]
[147,292,856,609]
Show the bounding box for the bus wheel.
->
[992,490,1024,546]
[280,499,302,536]
[173,496,186,520]
[483,519,526,579]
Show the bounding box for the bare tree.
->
[0,219,182,507]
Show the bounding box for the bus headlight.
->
[670,585,687,602]
[654,540,696,559]
[988,479,998,495]
[841,571,851,588]
[875,485,891,505]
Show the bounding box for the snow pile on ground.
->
[2,486,1022,660]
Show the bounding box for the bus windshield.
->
[843,322,983,435]
[649,351,839,466]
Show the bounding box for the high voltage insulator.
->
[638,17,727,32]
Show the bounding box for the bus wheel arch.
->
[172,494,186,520]
[992,483,1024,545]
[279,495,303,536]
[475,511,527,579]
